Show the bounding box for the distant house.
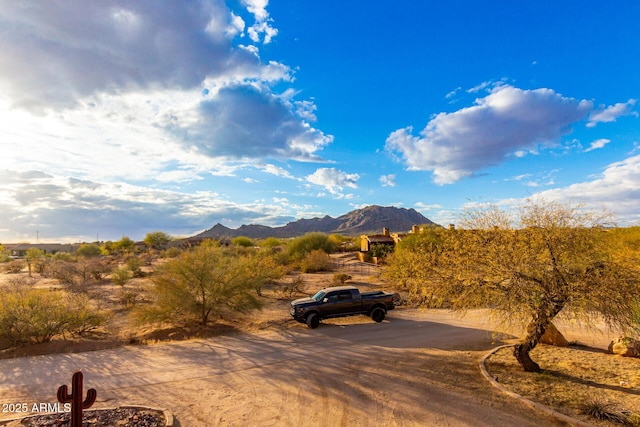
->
[360,224,436,253]
[3,243,80,258]
[360,228,396,252]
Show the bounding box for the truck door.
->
[338,289,361,315]
[321,291,342,316]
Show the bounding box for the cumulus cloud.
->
[520,155,640,225]
[0,0,271,111]
[306,168,360,194]
[587,99,637,127]
[242,0,278,43]
[0,1,333,182]
[167,84,332,160]
[386,85,593,184]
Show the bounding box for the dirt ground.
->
[0,253,637,426]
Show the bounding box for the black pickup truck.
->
[290,285,399,329]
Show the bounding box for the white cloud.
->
[0,1,333,183]
[585,138,611,152]
[587,99,637,127]
[242,0,278,44]
[380,174,396,187]
[414,202,443,211]
[0,169,298,242]
[500,155,640,225]
[166,84,332,161]
[306,168,360,194]
[260,164,295,179]
[386,85,593,185]
[227,13,246,37]
[467,81,492,93]
[0,0,270,112]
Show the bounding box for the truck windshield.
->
[311,291,325,301]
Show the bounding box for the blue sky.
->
[1,1,639,243]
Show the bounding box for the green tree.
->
[76,243,102,257]
[386,200,640,372]
[112,236,135,255]
[143,231,172,251]
[141,242,261,325]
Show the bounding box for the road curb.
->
[0,405,173,426]
[479,345,597,427]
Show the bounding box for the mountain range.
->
[192,205,436,239]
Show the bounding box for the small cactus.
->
[57,371,97,427]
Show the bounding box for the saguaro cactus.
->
[57,371,97,427]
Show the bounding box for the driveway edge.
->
[479,345,596,427]
[0,405,173,426]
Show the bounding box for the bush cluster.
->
[0,287,107,346]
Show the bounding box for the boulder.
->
[540,322,569,347]
[608,337,640,357]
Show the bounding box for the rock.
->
[540,322,569,347]
[608,337,640,357]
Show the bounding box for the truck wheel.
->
[371,307,385,323]
[306,313,320,329]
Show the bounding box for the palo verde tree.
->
[140,241,262,325]
[143,231,172,252]
[386,200,640,372]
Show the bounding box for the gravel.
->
[4,407,166,427]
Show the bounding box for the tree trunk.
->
[513,298,565,372]
[513,342,541,372]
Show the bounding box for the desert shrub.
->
[111,266,132,287]
[118,286,142,308]
[232,236,254,247]
[332,273,352,284]
[76,243,102,257]
[0,245,10,263]
[260,237,282,248]
[279,275,305,299]
[580,397,628,424]
[300,249,334,273]
[370,243,394,259]
[125,256,146,277]
[162,247,183,258]
[48,258,109,290]
[286,233,337,261]
[51,252,74,261]
[0,287,107,345]
[4,260,25,274]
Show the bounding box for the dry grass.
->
[485,344,640,426]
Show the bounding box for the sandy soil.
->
[0,254,628,426]
[0,308,573,427]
